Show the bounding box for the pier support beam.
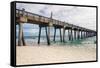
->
[79,30,81,39]
[53,27,56,42]
[81,31,83,39]
[60,28,62,42]
[70,29,73,41]
[18,23,26,46]
[63,27,65,42]
[45,26,50,45]
[22,30,25,45]
[18,8,26,46]
[38,26,41,44]
[87,32,88,38]
[84,31,86,38]
[85,31,86,38]
[85,31,87,38]
[74,30,76,40]
[53,27,62,42]
[77,30,80,40]
[38,25,50,45]
[68,29,71,41]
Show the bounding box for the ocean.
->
[16,36,96,47]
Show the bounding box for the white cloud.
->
[16,3,96,31]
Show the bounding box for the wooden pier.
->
[16,9,96,46]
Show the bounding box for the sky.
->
[16,3,96,36]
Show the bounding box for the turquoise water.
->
[51,36,96,45]
[16,36,96,46]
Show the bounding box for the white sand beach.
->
[16,43,96,65]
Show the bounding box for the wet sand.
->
[16,43,96,65]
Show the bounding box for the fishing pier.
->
[16,8,96,46]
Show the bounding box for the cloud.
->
[16,3,96,30]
